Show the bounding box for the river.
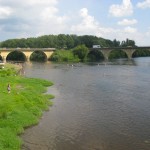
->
[21,58,150,150]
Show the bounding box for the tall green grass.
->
[0,64,54,150]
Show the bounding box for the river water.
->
[21,58,150,150]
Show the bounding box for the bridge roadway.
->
[0,47,150,61]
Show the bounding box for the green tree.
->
[113,39,120,47]
[73,44,89,61]
[79,35,99,48]
[70,34,81,47]
[121,38,136,47]
[66,35,74,49]
[57,34,67,49]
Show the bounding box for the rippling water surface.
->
[22,58,150,150]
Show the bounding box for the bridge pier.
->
[26,56,30,62]
[100,49,112,61]
[2,56,6,63]
[123,49,136,60]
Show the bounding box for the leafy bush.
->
[50,50,79,62]
[73,44,89,61]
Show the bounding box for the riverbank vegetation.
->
[49,50,79,62]
[50,45,90,62]
[0,64,54,150]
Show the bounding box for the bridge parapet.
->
[0,48,56,52]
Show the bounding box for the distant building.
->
[92,45,101,48]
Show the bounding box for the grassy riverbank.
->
[0,63,54,150]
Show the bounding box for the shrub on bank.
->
[72,44,89,61]
[50,50,80,62]
[50,45,89,62]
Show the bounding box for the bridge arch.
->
[6,50,27,62]
[108,49,128,59]
[30,50,47,61]
[87,49,104,61]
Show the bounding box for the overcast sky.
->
[0,0,150,46]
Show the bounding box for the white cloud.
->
[37,7,69,35]
[26,0,58,5]
[109,0,133,17]
[0,0,69,37]
[118,19,137,26]
[146,27,150,36]
[70,8,149,46]
[137,0,150,8]
[71,8,99,34]
[96,26,137,41]
[97,27,147,46]
[80,8,88,17]
[124,26,137,33]
[0,6,13,19]
[40,7,59,19]
[0,0,149,46]
[40,7,68,24]
[0,0,58,7]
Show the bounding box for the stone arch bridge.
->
[0,47,150,62]
[90,47,150,60]
[0,48,55,62]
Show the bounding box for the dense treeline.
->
[0,34,136,49]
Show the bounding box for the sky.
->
[0,0,150,46]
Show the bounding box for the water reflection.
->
[22,58,150,150]
[134,57,150,66]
